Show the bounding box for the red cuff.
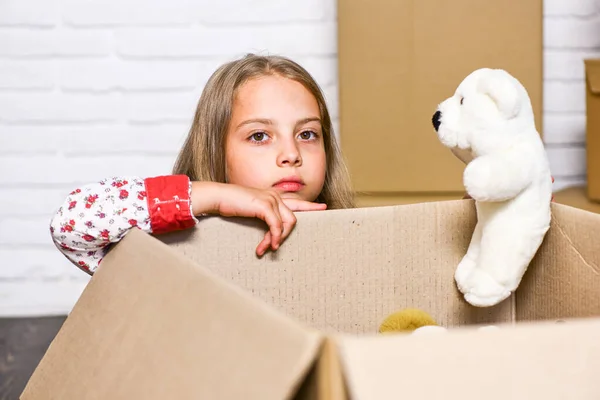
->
[144,175,196,235]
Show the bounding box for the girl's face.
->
[225,74,327,203]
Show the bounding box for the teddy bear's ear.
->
[477,69,521,119]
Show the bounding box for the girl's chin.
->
[278,191,304,199]
[277,191,318,203]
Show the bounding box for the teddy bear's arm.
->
[463,152,533,202]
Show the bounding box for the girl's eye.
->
[298,130,317,140]
[249,132,268,142]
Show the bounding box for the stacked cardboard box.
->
[585,59,600,202]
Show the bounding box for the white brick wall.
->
[544,0,600,190]
[0,0,338,317]
[0,0,597,317]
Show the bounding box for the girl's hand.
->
[257,197,327,255]
[191,182,327,256]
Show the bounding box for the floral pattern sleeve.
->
[50,175,198,275]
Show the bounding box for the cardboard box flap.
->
[293,337,348,400]
[21,228,323,400]
[159,200,514,334]
[517,203,600,321]
[337,318,600,400]
[585,59,600,94]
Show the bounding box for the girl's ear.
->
[477,69,521,119]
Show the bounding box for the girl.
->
[50,53,356,276]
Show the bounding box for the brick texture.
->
[542,1,599,192]
[0,0,595,316]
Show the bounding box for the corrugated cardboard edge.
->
[20,228,324,400]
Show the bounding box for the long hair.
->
[172,53,355,209]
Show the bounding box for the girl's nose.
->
[277,140,302,167]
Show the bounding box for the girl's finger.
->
[276,202,297,249]
[256,231,271,256]
[282,199,328,212]
[258,200,283,250]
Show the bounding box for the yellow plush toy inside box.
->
[20,200,600,400]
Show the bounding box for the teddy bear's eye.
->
[460,97,464,105]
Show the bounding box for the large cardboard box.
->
[585,59,600,202]
[21,201,600,399]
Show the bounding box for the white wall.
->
[0,0,597,317]
[544,0,600,189]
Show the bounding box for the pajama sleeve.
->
[49,175,198,275]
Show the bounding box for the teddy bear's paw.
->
[463,268,512,307]
[463,160,493,201]
[454,258,477,294]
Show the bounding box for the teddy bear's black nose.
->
[432,110,441,131]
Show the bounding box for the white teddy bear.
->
[431,68,553,307]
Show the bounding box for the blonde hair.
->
[172,53,355,209]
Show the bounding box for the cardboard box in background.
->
[338,0,543,205]
[585,59,600,202]
[20,200,600,399]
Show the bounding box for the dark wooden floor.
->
[0,316,66,400]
